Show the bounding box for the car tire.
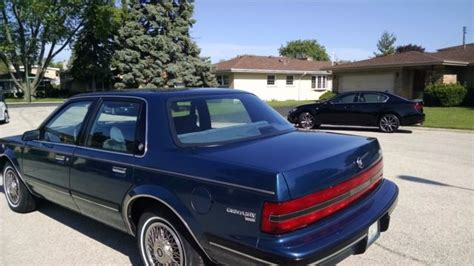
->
[4,111,9,123]
[2,163,37,213]
[298,112,318,129]
[379,114,400,133]
[138,209,204,266]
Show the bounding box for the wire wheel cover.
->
[145,221,184,265]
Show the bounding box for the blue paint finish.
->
[0,89,398,264]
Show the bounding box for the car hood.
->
[195,131,382,199]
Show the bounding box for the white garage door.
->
[339,73,395,93]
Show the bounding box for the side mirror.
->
[22,129,40,141]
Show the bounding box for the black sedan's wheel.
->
[2,163,36,213]
[138,210,203,266]
[379,114,400,133]
[298,112,317,129]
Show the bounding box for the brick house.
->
[327,43,474,99]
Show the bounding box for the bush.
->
[424,83,467,107]
[319,90,337,101]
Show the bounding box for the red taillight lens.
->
[261,160,383,234]
[414,102,423,112]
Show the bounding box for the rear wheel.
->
[379,114,400,133]
[298,112,319,129]
[137,210,203,266]
[2,163,36,213]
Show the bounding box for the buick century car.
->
[0,89,398,265]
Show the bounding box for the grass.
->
[423,107,474,130]
[6,97,66,103]
[266,99,315,108]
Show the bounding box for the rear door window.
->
[333,93,357,103]
[86,101,141,154]
[359,93,388,103]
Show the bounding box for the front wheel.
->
[2,163,37,213]
[379,114,400,133]
[138,210,203,266]
[298,112,319,129]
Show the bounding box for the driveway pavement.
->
[1,106,473,265]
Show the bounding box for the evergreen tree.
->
[374,31,397,57]
[69,1,120,91]
[113,0,217,89]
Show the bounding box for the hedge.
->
[319,90,337,101]
[423,83,467,107]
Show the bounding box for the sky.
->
[56,0,474,63]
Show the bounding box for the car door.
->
[323,93,359,125]
[69,98,145,231]
[22,99,96,210]
[356,92,389,125]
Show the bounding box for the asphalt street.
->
[0,106,473,265]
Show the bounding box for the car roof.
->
[72,88,251,100]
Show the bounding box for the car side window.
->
[333,94,357,103]
[86,101,140,154]
[43,101,92,144]
[359,93,388,103]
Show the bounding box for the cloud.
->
[199,42,280,63]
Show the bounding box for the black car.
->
[288,91,425,132]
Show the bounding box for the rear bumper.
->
[402,113,425,126]
[209,179,398,265]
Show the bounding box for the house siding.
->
[227,72,331,101]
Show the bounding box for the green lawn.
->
[6,98,66,103]
[423,107,474,130]
[266,99,315,108]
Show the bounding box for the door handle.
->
[112,166,127,175]
[55,155,66,162]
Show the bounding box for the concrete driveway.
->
[0,106,473,265]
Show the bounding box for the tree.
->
[279,39,330,61]
[0,1,86,101]
[112,0,217,89]
[396,44,425,54]
[69,1,120,91]
[374,31,397,57]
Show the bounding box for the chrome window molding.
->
[122,194,215,263]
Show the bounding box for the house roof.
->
[327,43,474,71]
[214,55,332,74]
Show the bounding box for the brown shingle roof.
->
[215,55,331,73]
[327,43,474,71]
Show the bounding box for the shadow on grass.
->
[397,175,474,192]
[317,125,413,134]
[0,185,141,265]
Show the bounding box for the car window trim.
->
[81,97,146,157]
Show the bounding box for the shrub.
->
[319,90,337,101]
[424,83,467,107]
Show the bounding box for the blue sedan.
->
[0,89,398,265]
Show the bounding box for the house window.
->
[286,75,294,85]
[216,75,229,87]
[317,75,327,89]
[311,76,316,88]
[267,75,275,85]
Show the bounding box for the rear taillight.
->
[414,102,423,112]
[261,160,383,234]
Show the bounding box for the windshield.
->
[169,94,294,146]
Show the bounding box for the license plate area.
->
[367,221,380,247]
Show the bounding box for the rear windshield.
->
[169,94,294,146]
